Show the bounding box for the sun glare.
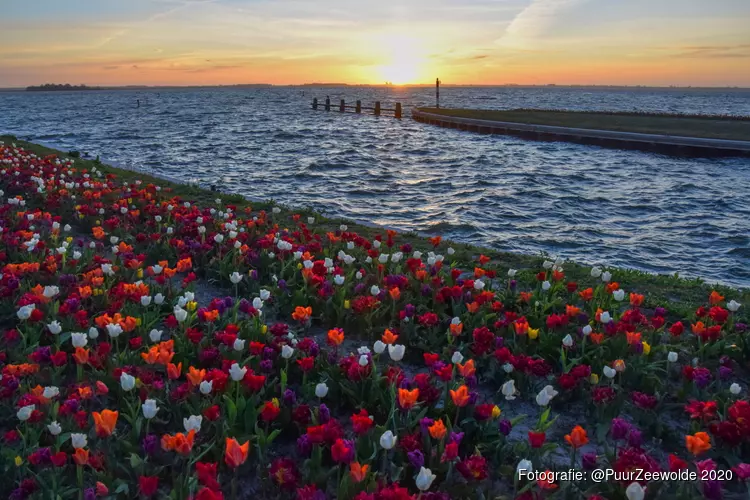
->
[372,34,428,84]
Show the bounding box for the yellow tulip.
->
[528,328,539,340]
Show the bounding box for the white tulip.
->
[730,383,742,395]
[252,297,263,310]
[88,327,99,339]
[71,433,87,448]
[106,323,123,338]
[183,415,203,433]
[154,293,165,305]
[447,247,455,255]
[148,329,162,343]
[358,354,369,367]
[71,332,88,348]
[229,272,242,284]
[667,351,678,363]
[535,385,558,406]
[508,269,517,277]
[603,366,616,379]
[625,482,646,500]
[541,281,551,291]
[388,344,405,361]
[138,295,152,306]
[517,459,533,476]
[370,285,380,296]
[48,321,62,335]
[613,289,625,301]
[43,285,59,298]
[501,380,517,400]
[43,386,60,399]
[379,430,397,450]
[373,340,386,354]
[48,421,62,435]
[599,311,611,324]
[601,271,612,282]
[233,338,246,352]
[173,306,188,323]
[315,383,329,398]
[543,260,554,269]
[562,334,573,347]
[120,372,136,391]
[142,399,159,419]
[334,275,345,286]
[582,325,592,336]
[200,380,213,395]
[229,363,247,382]
[415,467,436,491]
[17,304,35,320]
[281,345,294,359]
[451,351,464,364]
[728,300,741,312]
[503,363,514,373]
[590,267,602,278]
[260,289,271,301]
[17,405,35,421]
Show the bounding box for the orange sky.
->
[2,0,750,87]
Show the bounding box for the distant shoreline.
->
[2,84,749,92]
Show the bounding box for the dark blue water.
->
[2,86,750,287]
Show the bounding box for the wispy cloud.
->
[497,0,592,47]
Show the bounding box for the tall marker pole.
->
[436,78,440,109]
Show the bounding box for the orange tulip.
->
[73,347,89,365]
[389,287,401,300]
[692,322,706,335]
[398,388,420,410]
[626,332,642,345]
[465,302,479,313]
[73,448,89,466]
[92,409,118,437]
[709,291,724,305]
[428,419,447,440]
[350,462,369,483]
[186,367,206,386]
[292,306,312,323]
[686,432,711,455]
[162,430,196,456]
[202,309,219,323]
[457,360,475,378]
[224,437,250,468]
[449,322,463,336]
[565,305,581,317]
[382,329,399,345]
[167,362,182,380]
[630,293,644,307]
[327,328,345,346]
[564,426,589,449]
[450,385,470,408]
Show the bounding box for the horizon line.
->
[4,83,750,91]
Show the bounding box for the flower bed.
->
[1,139,749,500]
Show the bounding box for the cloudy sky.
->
[2,0,749,86]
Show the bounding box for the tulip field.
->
[2,137,750,500]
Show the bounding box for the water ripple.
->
[2,86,750,286]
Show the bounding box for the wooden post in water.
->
[325,97,331,111]
[395,103,402,119]
[340,99,345,112]
[312,98,318,110]
[356,100,361,113]
[374,101,381,116]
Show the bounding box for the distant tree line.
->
[26,83,102,91]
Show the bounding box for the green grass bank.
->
[3,134,748,318]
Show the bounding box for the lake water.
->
[2,86,750,287]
